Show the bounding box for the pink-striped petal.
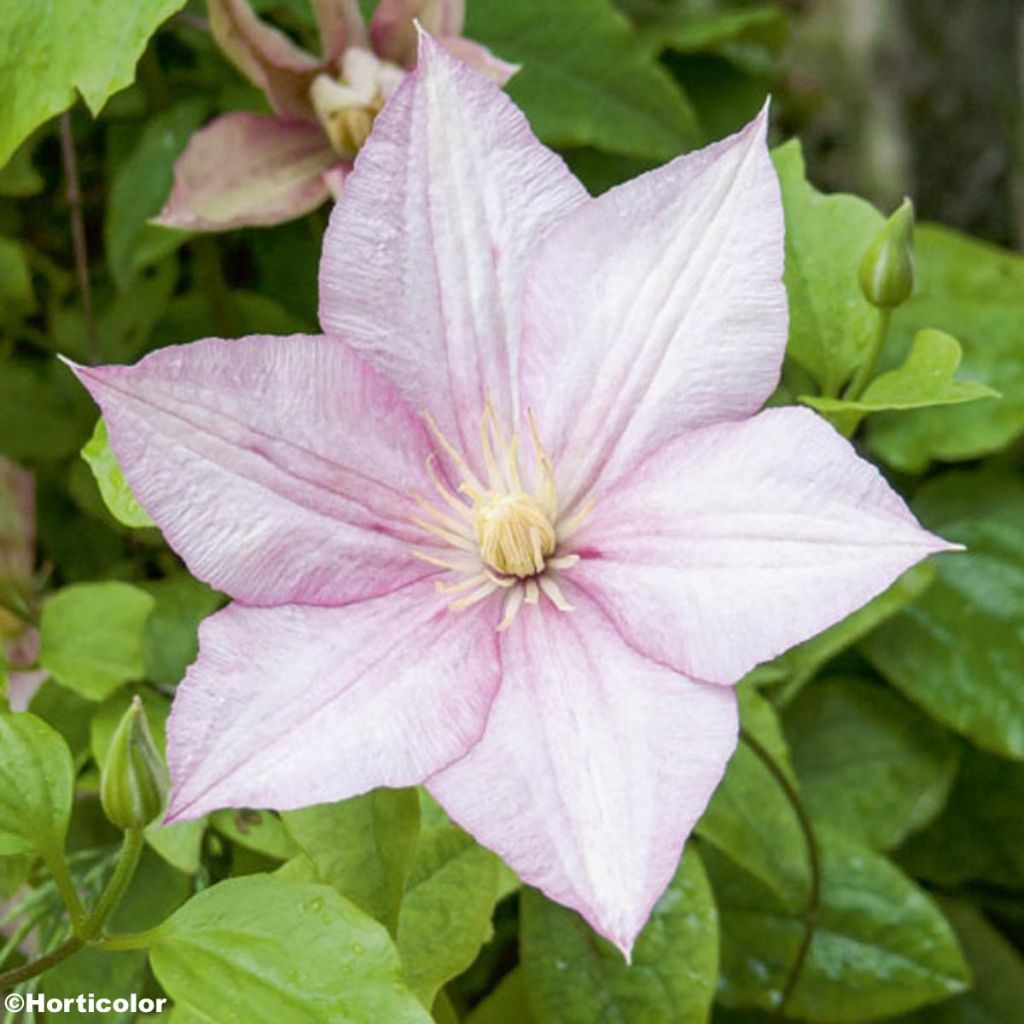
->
[439,37,518,86]
[314,0,367,64]
[156,114,336,231]
[322,161,352,200]
[429,586,737,956]
[68,334,436,607]
[573,407,956,685]
[371,0,465,67]
[319,34,586,470]
[523,107,787,510]
[167,584,500,821]
[208,0,322,120]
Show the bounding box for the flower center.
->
[409,402,591,630]
[310,48,406,157]
[473,491,556,578]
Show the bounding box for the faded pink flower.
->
[0,457,45,710]
[71,38,952,954]
[156,0,515,230]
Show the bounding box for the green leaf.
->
[520,846,718,1024]
[861,470,1024,758]
[465,968,535,1024]
[282,788,421,934]
[0,711,74,859]
[91,689,204,873]
[140,574,222,686]
[867,225,1024,470]
[803,329,999,427]
[890,898,1024,1024]
[0,236,35,324]
[897,745,1024,889]
[709,828,969,1020]
[81,418,155,529]
[0,358,94,462]
[784,677,958,851]
[0,0,187,168]
[210,809,299,861]
[697,687,807,904]
[0,137,44,196]
[396,826,500,1006]
[148,875,432,1023]
[40,581,155,701]
[772,139,884,397]
[464,0,699,160]
[105,100,206,288]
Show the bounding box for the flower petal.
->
[68,334,436,607]
[156,114,336,231]
[523,107,787,509]
[573,407,956,685]
[319,33,586,466]
[439,37,518,86]
[313,0,367,64]
[371,0,465,67]
[429,586,737,956]
[166,585,500,821]
[208,0,322,120]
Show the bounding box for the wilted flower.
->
[0,457,45,711]
[71,37,953,954]
[157,0,515,230]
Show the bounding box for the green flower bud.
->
[859,198,915,308]
[101,696,169,830]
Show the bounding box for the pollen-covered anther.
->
[410,402,586,628]
[473,492,556,577]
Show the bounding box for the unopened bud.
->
[859,199,915,308]
[101,696,169,830]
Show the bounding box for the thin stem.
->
[91,925,161,952]
[0,936,82,990]
[739,728,821,1019]
[843,307,892,401]
[1,831,146,990]
[85,830,144,934]
[44,852,89,938]
[59,112,99,365]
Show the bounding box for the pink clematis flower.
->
[156,0,515,231]
[71,38,953,954]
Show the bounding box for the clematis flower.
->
[70,37,954,954]
[156,0,515,230]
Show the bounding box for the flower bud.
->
[859,199,915,308]
[101,696,169,830]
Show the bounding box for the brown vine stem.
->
[59,111,99,365]
[739,727,822,1019]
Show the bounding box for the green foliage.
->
[147,875,433,1022]
[897,745,1024,889]
[0,711,74,859]
[862,470,1024,759]
[397,825,500,1006]
[868,226,1024,470]
[466,0,699,159]
[282,789,421,934]
[81,418,155,529]
[771,139,883,397]
[39,581,155,700]
[802,329,998,428]
[521,847,718,1024]
[105,100,205,288]
[697,688,807,904]
[709,829,969,1020]
[784,677,958,851]
[0,0,187,167]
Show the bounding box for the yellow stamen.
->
[410,406,590,628]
